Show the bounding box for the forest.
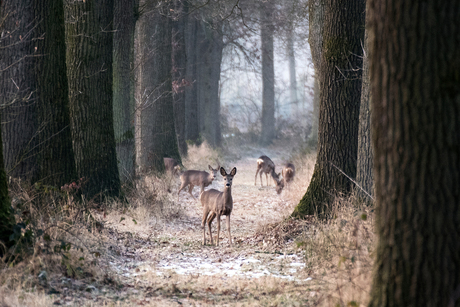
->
[0,0,459,306]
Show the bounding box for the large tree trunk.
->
[354,4,373,205]
[65,0,121,201]
[292,0,365,218]
[0,124,15,257]
[306,0,324,145]
[196,20,223,148]
[171,0,188,157]
[260,1,276,145]
[368,1,460,306]
[184,15,200,145]
[1,0,76,187]
[33,0,76,187]
[0,0,38,181]
[135,3,181,174]
[113,0,138,182]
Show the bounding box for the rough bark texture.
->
[306,0,324,145]
[172,0,188,157]
[292,0,365,218]
[0,124,15,256]
[33,0,76,187]
[65,0,121,200]
[135,3,181,174]
[0,0,38,181]
[368,1,460,306]
[113,0,138,182]
[355,7,373,205]
[260,1,276,146]
[196,20,223,148]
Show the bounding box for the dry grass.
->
[0,141,376,306]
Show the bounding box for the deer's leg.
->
[216,215,221,246]
[178,182,186,200]
[260,172,263,186]
[265,173,269,186]
[226,214,232,246]
[207,213,216,245]
[254,168,260,186]
[188,184,195,199]
[202,210,210,245]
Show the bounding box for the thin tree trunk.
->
[368,1,460,305]
[113,0,138,182]
[260,1,275,145]
[355,5,373,205]
[287,28,298,116]
[184,15,200,144]
[292,0,365,218]
[65,0,121,201]
[172,0,188,156]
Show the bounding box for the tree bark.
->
[292,0,365,218]
[196,20,223,148]
[135,3,181,174]
[0,124,15,257]
[65,0,121,201]
[368,1,460,306]
[172,0,188,157]
[260,1,276,145]
[287,28,298,116]
[306,0,324,145]
[113,0,138,182]
[354,4,373,205]
[0,0,38,181]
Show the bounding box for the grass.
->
[0,139,376,306]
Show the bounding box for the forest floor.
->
[1,143,374,306]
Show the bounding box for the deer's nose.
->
[226,183,230,187]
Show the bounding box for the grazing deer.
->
[254,155,280,186]
[275,163,296,194]
[164,157,180,176]
[200,167,237,246]
[177,165,219,200]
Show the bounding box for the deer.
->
[200,167,237,246]
[275,163,296,194]
[164,157,180,176]
[254,155,280,186]
[177,165,219,200]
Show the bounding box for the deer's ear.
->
[230,167,237,176]
[208,165,212,170]
[220,167,227,176]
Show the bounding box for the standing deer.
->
[177,165,219,200]
[200,167,237,246]
[275,163,296,194]
[254,155,280,186]
[164,157,180,176]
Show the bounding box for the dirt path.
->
[102,149,314,306]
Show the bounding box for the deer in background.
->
[254,155,280,186]
[200,167,237,246]
[164,157,180,176]
[275,163,296,194]
[177,165,219,200]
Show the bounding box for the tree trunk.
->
[354,4,373,205]
[287,28,298,116]
[172,0,188,157]
[65,0,121,201]
[113,0,138,182]
[368,1,460,306]
[292,0,365,218]
[260,1,275,145]
[0,124,15,257]
[0,0,38,181]
[184,14,200,144]
[196,20,223,148]
[33,0,76,187]
[135,3,181,174]
[306,0,324,145]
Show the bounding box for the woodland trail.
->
[97,148,315,306]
